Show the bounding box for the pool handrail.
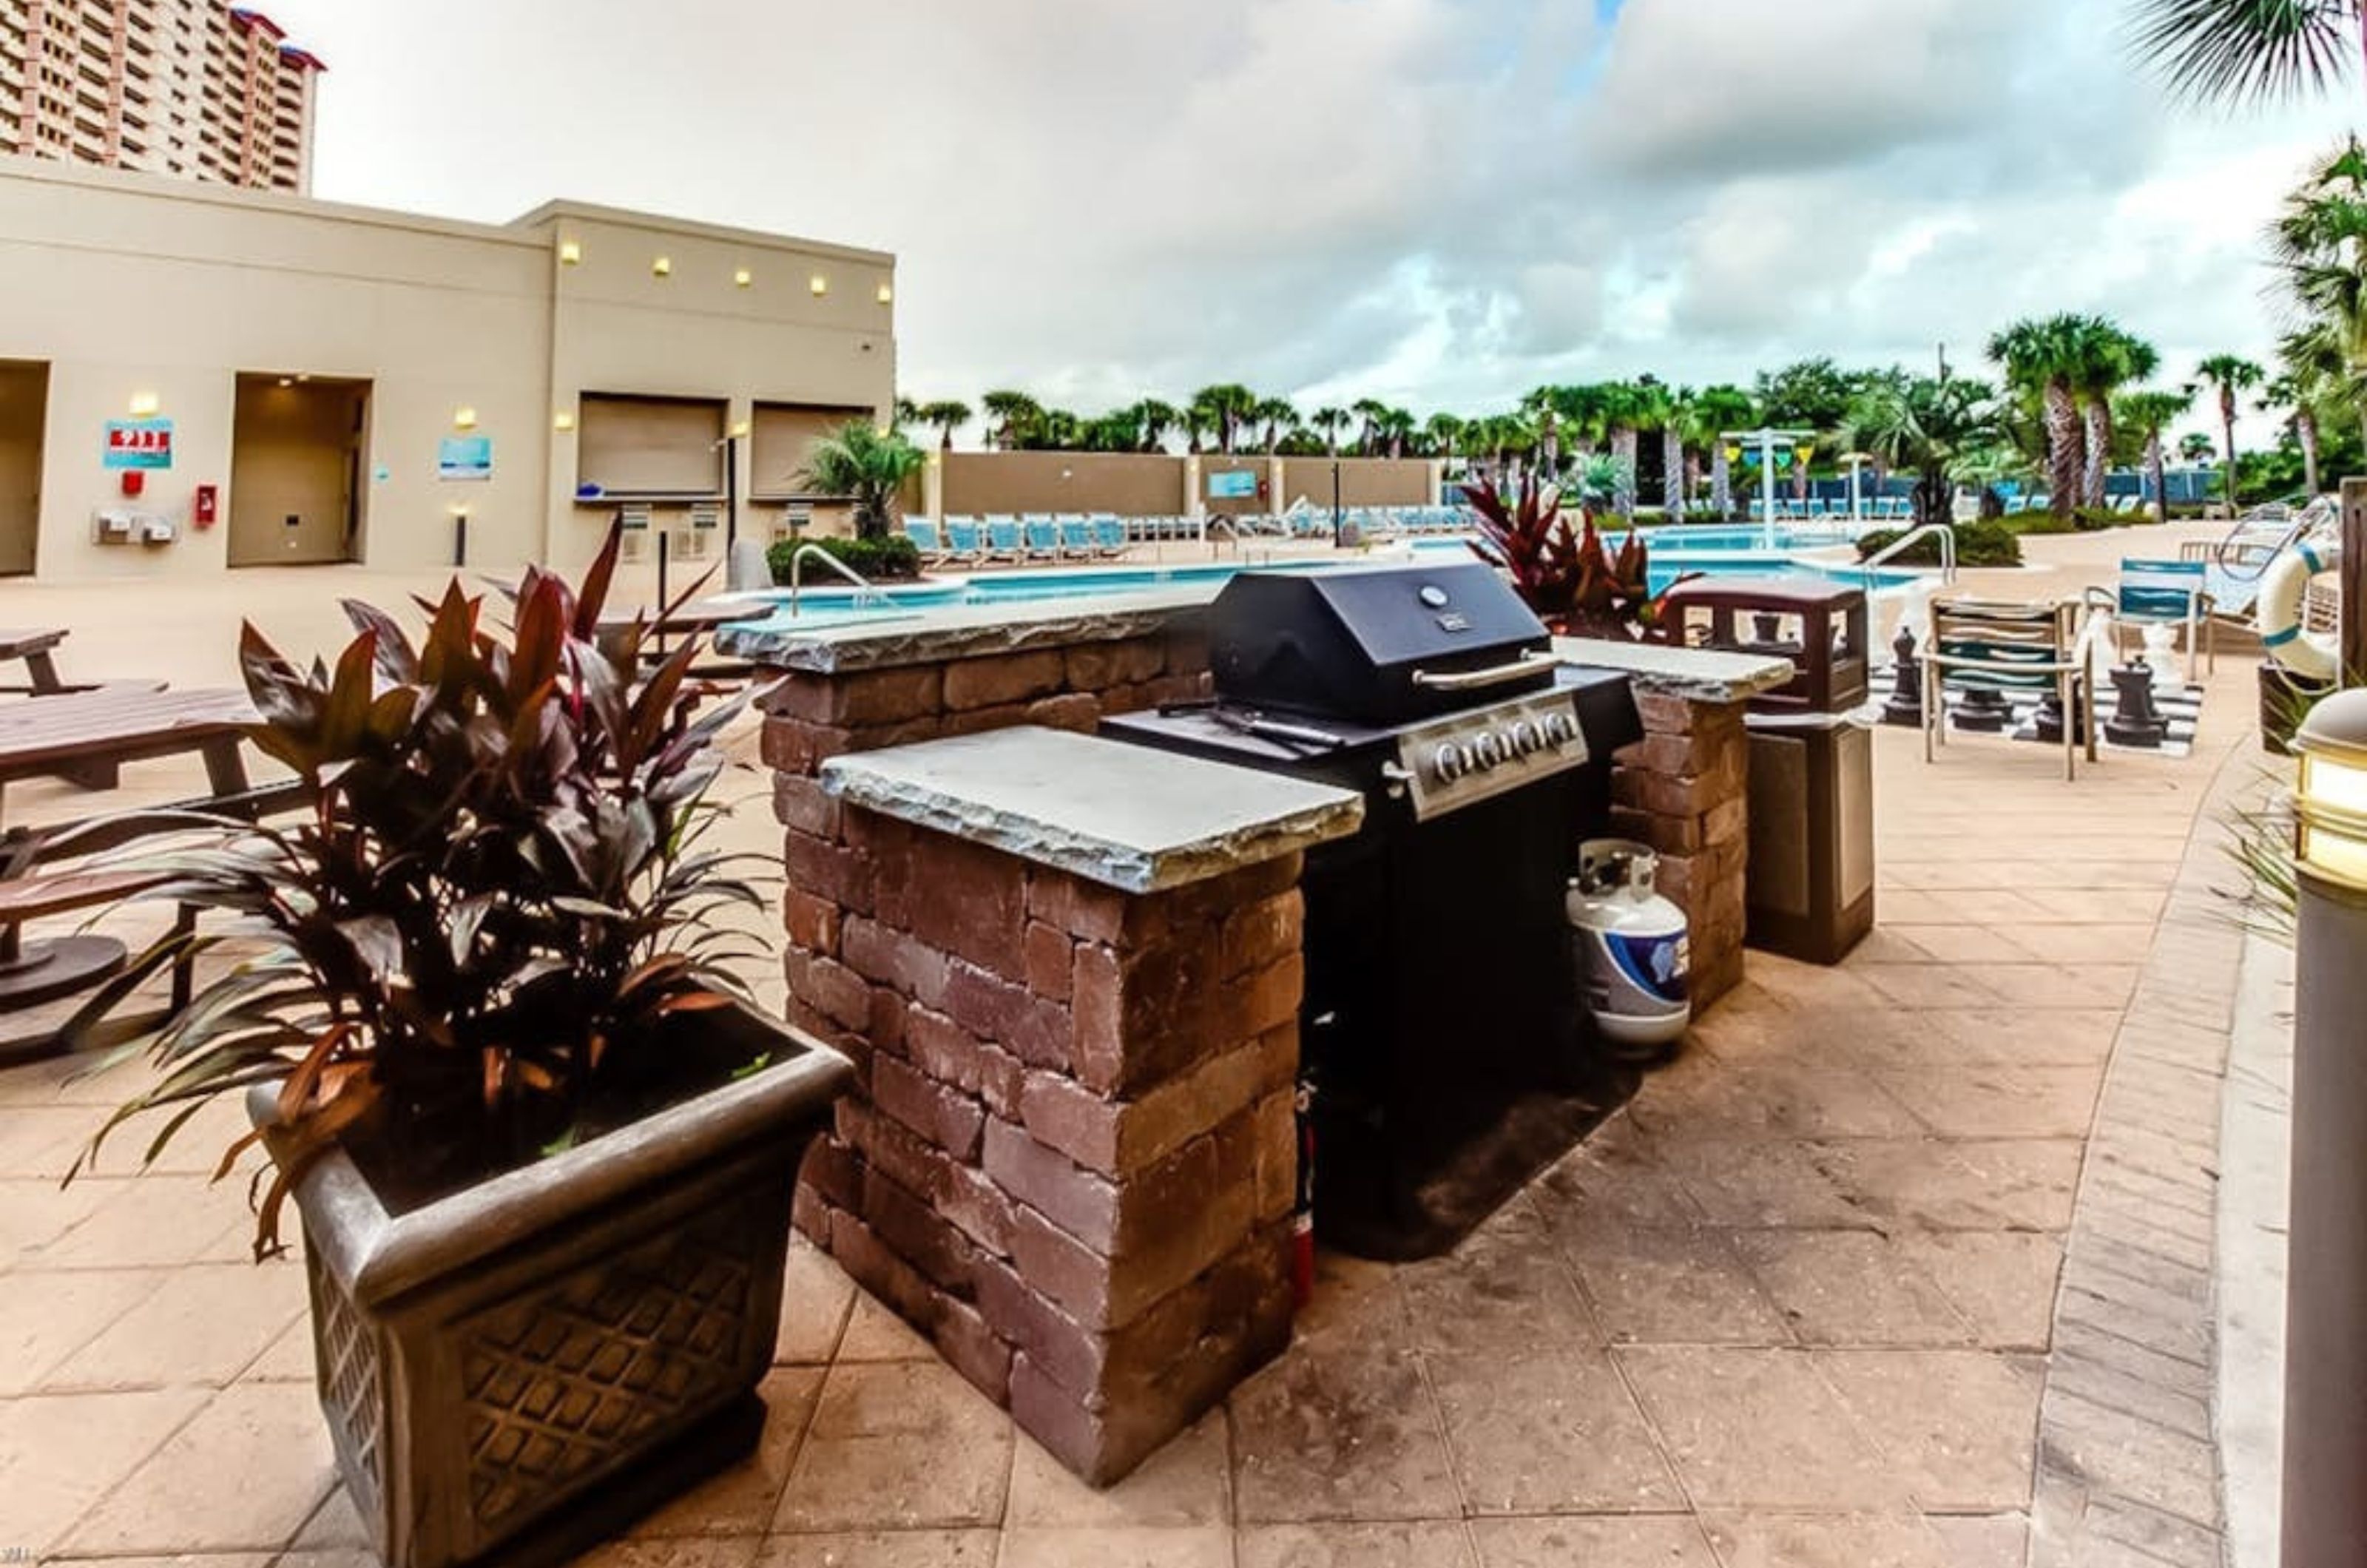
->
[783,543,888,619]
[1860,521,1958,588]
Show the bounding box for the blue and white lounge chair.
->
[1023,517,1062,561]
[904,518,948,564]
[942,518,987,565]
[2089,557,2214,682]
[1057,518,1097,558]
[1091,517,1128,558]
[985,516,1024,561]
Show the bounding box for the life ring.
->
[2260,536,2342,682]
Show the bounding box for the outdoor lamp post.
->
[2284,686,2367,1568]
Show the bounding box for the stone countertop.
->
[1553,638,1794,705]
[717,587,1218,674]
[820,725,1365,894]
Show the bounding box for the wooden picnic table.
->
[0,685,257,820]
[0,627,73,695]
[0,686,262,1018]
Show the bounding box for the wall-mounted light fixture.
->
[553,411,576,433]
[558,239,583,266]
[2296,692,2367,889]
[729,419,752,440]
[277,376,294,388]
[128,391,161,417]
[877,282,894,305]
[809,274,829,297]
[453,406,479,430]
[735,267,753,288]
[652,254,672,278]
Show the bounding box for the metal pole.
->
[2285,866,2367,1567]
[1332,460,1343,548]
[726,432,740,552]
[1760,430,1777,550]
[2341,476,2367,686]
[453,511,467,568]
[657,527,671,618]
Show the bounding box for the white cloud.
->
[256,0,2361,448]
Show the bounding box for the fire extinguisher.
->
[1291,1077,1317,1308]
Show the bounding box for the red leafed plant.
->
[69,524,774,1256]
[1462,475,1685,641]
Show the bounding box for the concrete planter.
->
[246,1016,854,1568]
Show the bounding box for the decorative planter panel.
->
[254,1024,853,1568]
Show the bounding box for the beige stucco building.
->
[0,158,897,581]
[2,0,323,193]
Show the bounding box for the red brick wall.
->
[791,814,1303,1483]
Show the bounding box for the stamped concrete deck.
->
[0,540,2257,1567]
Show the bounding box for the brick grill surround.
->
[756,618,1757,1479]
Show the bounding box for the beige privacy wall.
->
[936,453,1441,521]
[0,160,894,580]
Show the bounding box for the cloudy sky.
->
[263,0,2354,443]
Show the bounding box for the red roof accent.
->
[228,9,287,42]
[279,47,326,72]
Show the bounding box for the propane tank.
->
[1569,839,1691,1055]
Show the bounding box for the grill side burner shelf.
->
[1100,561,1642,1260]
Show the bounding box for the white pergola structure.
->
[1721,428,1817,548]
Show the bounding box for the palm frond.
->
[2130,0,2360,108]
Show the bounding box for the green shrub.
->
[766,533,922,586]
[1858,518,2022,568]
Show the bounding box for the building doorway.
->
[0,361,48,577]
[229,375,368,567]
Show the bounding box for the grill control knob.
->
[1508,721,1540,756]
[1431,743,1467,782]
[1470,731,1505,770]
[1544,712,1579,747]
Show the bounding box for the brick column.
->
[794,811,1303,1483]
[1609,689,1750,1007]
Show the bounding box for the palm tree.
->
[2117,388,2195,518]
[892,396,921,430]
[1310,407,1350,456]
[1252,396,1298,456]
[1189,385,1258,456]
[1132,399,1180,454]
[2284,320,2367,452]
[1181,405,1212,456]
[979,390,1041,452]
[1350,398,1391,458]
[2073,323,2160,509]
[2192,354,2267,511]
[2260,373,2323,496]
[1425,413,1466,464]
[2181,431,2220,464]
[2274,137,2367,379]
[2130,0,2366,106]
[1375,407,1417,460]
[1846,376,2003,530]
[1689,385,1757,519]
[1522,388,1566,478]
[913,399,971,451]
[1596,382,1648,516]
[1988,316,2090,518]
[794,419,925,541]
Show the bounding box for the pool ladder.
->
[782,544,891,618]
[1860,521,1957,588]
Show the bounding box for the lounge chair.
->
[1057,518,1098,558]
[1023,517,1062,562]
[1924,594,2102,782]
[2087,558,2213,683]
[1091,517,1129,558]
[904,518,949,564]
[985,517,1025,562]
[942,519,987,566]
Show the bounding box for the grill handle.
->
[1408,650,1562,693]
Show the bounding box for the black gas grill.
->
[1101,561,1641,1260]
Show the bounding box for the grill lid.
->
[1207,561,1556,724]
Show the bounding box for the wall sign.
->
[438,435,493,481]
[104,418,175,470]
[1206,469,1258,499]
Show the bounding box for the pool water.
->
[729,547,1918,635]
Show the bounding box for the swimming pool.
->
[721,550,1922,637]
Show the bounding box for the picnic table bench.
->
[0,687,294,1047]
[0,627,75,695]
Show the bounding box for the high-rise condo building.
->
[1,1,324,194]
